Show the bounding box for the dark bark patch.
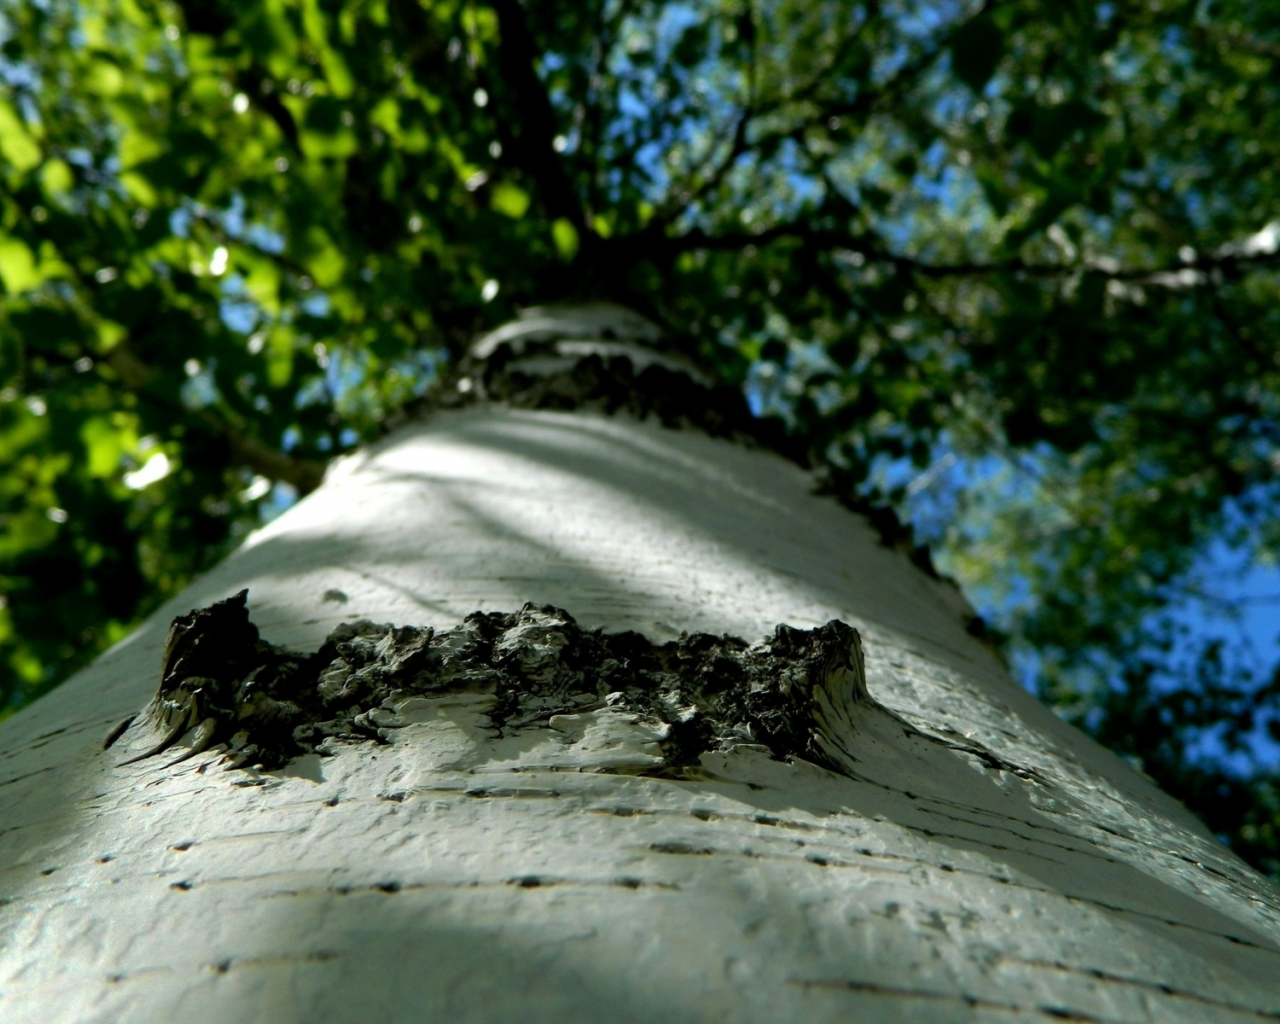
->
[649,842,716,856]
[401,335,807,468]
[115,592,869,776]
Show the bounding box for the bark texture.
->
[1,305,1278,1023]
[113,591,873,778]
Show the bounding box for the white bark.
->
[2,309,1278,1022]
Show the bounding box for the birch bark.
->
[1,306,1278,1023]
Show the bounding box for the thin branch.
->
[235,65,302,157]
[652,5,874,230]
[664,2,763,220]
[654,0,998,236]
[651,110,752,229]
[651,220,1280,284]
[219,419,325,493]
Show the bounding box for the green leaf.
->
[490,182,531,220]
[86,58,126,98]
[266,326,295,387]
[40,159,75,197]
[119,125,166,171]
[0,239,41,295]
[242,253,283,314]
[96,320,128,354]
[977,180,1009,220]
[0,102,41,174]
[119,171,159,206]
[80,416,130,479]
[303,227,346,287]
[552,218,579,261]
[301,0,354,98]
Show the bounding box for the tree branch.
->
[652,7,875,231]
[650,221,1280,284]
[489,0,587,233]
[653,0,992,232]
[101,343,327,495]
[235,65,303,157]
[218,420,325,493]
[650,110,753,230]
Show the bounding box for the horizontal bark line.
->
[53,864,1280,1016]
[790,975,1274,1022]
[20,774,1274,959]
[28,854,1277,1020]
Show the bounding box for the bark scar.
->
[113,592,878,776]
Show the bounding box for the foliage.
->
[1,0,1277,872]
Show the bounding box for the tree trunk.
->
[2,306,1278,1023]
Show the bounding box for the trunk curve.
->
[1,305,1278,1023]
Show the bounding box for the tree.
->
[1,0,1278,885]
[2,302,1279,1021]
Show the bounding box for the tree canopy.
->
[1,0,1277,874]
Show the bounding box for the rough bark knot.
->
[109,591,870,777]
